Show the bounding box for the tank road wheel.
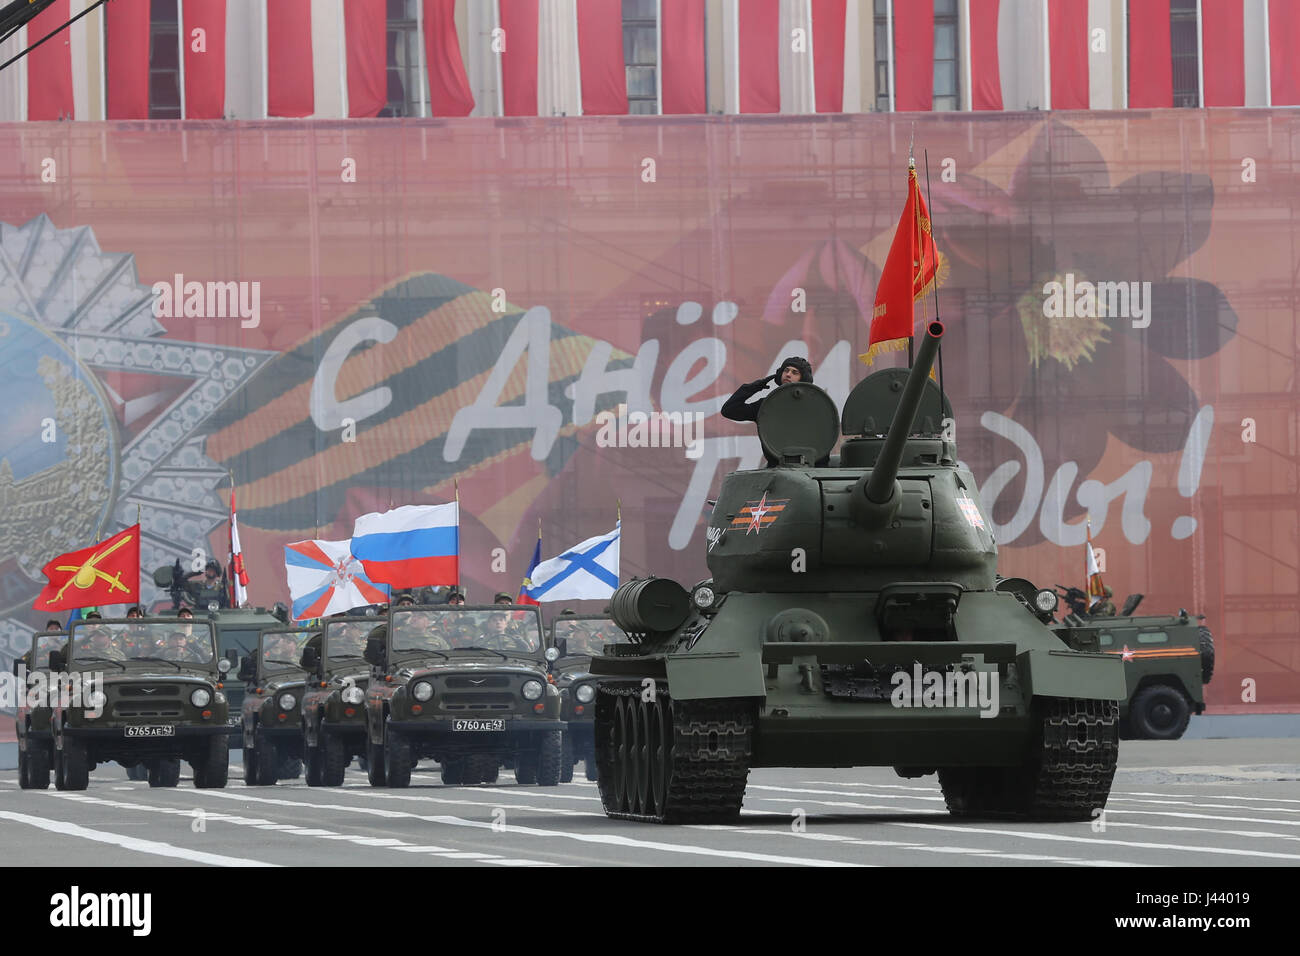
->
[366,735,387,787]
[939,698,1119,821]
[147,757,181,789]
[513,753,537,785]
[54,738,90,792]
[1131,685,1192,740]
[1198,625,1215,684]
[193,735,229,789]
[383,723,413,788]
[595,682,753,824]
[536,731,564,787]
[322,733,347,787]
[560,733,574,784]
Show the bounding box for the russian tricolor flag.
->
[351,502,459,588]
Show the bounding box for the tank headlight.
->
[278,692,297,711]
[342,685,365,704]
[692,585,716,610]
[411,681,433,702]
[575,683,595,704]
[1035,589,1059,613]
[521,680,543,701]
[190,688,212,707]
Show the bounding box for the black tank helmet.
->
[779,356,814,384]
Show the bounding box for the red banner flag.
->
[862,160,940,364]
[33,526,141,612]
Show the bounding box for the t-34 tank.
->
[589,321,1125,824]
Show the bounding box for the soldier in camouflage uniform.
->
[1092,585,1117,618]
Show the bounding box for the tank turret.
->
[706,321,996,594]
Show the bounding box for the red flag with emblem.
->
[33,525,141,612]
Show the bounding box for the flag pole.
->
[907,130,916,369]
[137,503,142,612]
[454,479,460,593]
[228,471,236,608]
[922,148,945,414]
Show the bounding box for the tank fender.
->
[1019,649,1126,701]
[664,651,765,700]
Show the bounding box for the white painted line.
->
[0,809,277,867]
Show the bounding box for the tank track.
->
[594,682,753,824]
[939,697,1119,821]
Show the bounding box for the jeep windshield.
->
[32,634,66,670]
[260,630,312,672]
[391,607,542,655]
[325,620,373,662]
[68,621,216,665]
[553,618,623,657]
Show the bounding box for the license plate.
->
[452,719,504,732]
[124,725,175,738]
[226,715,241,726]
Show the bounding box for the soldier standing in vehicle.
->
[1092,586,1117,617]
[721,357,826,466]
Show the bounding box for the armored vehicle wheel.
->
[594,683,752,823]
[1199,625,1215,684]
[251,729,278,785]
[939,698,1118,821]
[537,730,564,787]
[366,737,387,786]
[193,735,229,789]
[147,757,181,789]
[383,723,412,788]
[441,758,466,786]
[277,755,303,780]
[322,733,347,787]
[560,733,574,783]
[126,763,148,781]
[1131,684,1192,740]
[55,738,90,791]
[305,745,324,786]
[513,753,537,785]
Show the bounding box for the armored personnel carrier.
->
[588,322,1126,823]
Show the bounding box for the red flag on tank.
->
[861,158,942,365]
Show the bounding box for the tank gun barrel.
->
[863,321,945,505]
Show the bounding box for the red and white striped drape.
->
[344,0,387,117]
[811,0,845,113]
[661,0,705,113]
[576,0,627,114]
[500,0,539,116]
[1201,0,1243,106]
[27,0,74,119]
[183,0,226,119]
[1269,0,1300,105]
[892,0,933,111]
[424,0,475,116]
[1128,0,1173,108]
[738,0,779,113]
[968,0,1002,110]
[268,0,315,117]
[1050,0,1088,109]
[105,0,149,119]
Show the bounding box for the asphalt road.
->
[2,739,1297,867]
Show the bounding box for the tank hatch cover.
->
[840,368,953,437]
[756,383,839,465]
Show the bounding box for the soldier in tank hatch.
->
[721,356,828,466]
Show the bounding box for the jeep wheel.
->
[514,752,537,785]
[305,745,324,786]
[536,730,563,787]
[55,738,90,791]
[481,760,499,785]
[276,755,302,780]
[584,746,599,782]
[251,729,278,785]
[322,733,347,787]
[1131,684,1192,740]
[463,754,497,785]
[17,747,32,789]
[440,758,465,786]
[147,758,180,788]
[242,746,260,785]
[193,735,229,789]
[383,723,413,788]
[126,763,148,781]
[366,737,387,786]
[560,733,574,783]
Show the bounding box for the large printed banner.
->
[0,114,1294,711]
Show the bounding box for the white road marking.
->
[0,808,276,867]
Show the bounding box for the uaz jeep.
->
[300,616,374,786]
[239,627,314,785]
[14,630,66,789]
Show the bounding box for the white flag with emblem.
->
[521,523,620,602]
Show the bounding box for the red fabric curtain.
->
[1049,0,1088,109]
[1269,0,1300,105]
[345,0,387,117]
[811,0,845,113]
[576,0,627,114]
[182,0,226,119]
[500,0,539,116]
[892,0,933,111]
[105,0,150,119]
[1201,0,1243,106]
[1127,0,1173,108]
[661,0,705,113]
[968,0,1001,110]
[423,0,474,116]
[738,0,779,113]
[268,0,314,117]
[27,0,74,119]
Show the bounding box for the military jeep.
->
[363,604,566,788]
[300,616,375,786]
[548,615,627,783]
[14,631,66,789]
[49,618,233,790]
[239,627,314,785]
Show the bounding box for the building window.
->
[932,0,959,111]
[624,0,658,114]
[1170,0,1199,107]
[148,0,181,119]
[874,0,960,111]
[380,0,425,117]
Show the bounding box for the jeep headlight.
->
[411,681,433,702]
[86,690,106,709]
[278,693,297,711]
[521,680,543,701]
[214,691,227,705]
[190,688,212,707]
[575,683,595,704]
[341,685,365,705]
